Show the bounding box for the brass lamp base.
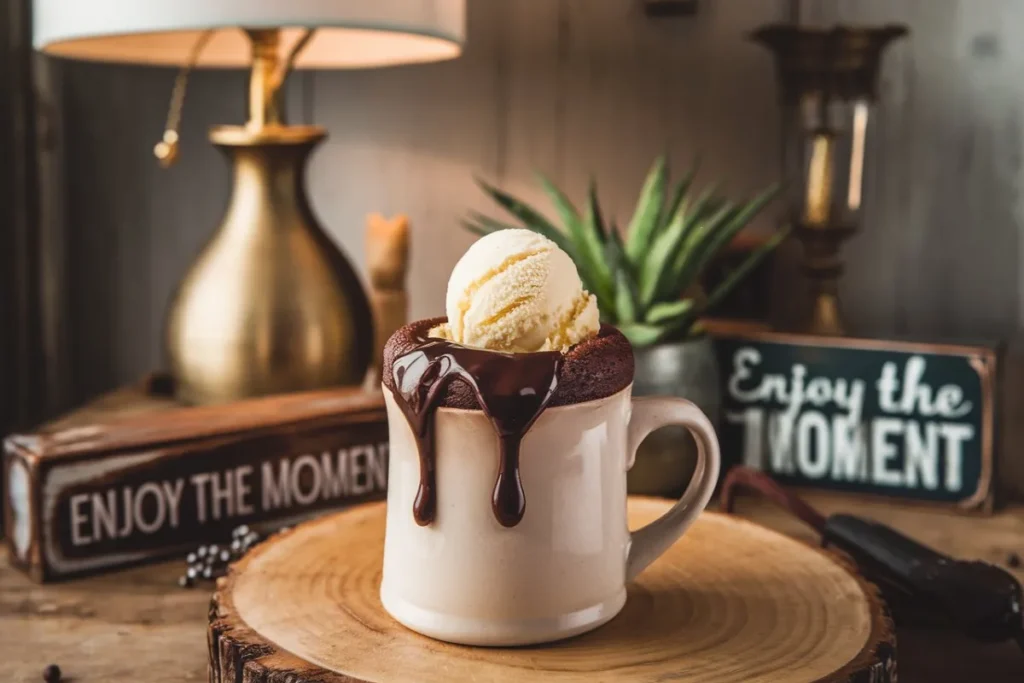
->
[159,29,373,405]
[165,124,373,405]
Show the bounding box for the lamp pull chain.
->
[279,28,316,85]
[154,29,215,168]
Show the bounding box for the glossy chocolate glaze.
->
[390,335,562,528]
[384,318,634,410]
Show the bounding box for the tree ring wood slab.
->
[209,498,895,683]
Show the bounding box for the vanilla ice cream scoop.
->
[432,229,599,353]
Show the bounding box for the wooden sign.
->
[3,388,388,582]
[709,323,999,512]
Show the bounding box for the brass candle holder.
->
[751,24,907,336]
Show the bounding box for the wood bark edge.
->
[209,527,369,682]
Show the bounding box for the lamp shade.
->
[33,0,465,68]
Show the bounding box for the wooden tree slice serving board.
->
[209,497,895,683]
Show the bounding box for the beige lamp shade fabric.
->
[33,0,465,68]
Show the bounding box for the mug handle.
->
[625,396,721,581]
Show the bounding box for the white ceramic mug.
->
[379,383,721,646]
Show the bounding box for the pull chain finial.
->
[155,29,215,168]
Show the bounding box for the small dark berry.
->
[186,567,198,579]
[197,546,208,558]
[43,663,61,682]
[202,566,213,579]
[1008,552,1022,569]
[220,550,231,562]
[186,552,197,563]
[236,524,250,537]
[230,539,242,552]
[209,545,219,555]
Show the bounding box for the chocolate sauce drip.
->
[391,337,562,528]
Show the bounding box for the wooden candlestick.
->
[365,213,410,385]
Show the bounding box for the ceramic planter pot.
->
[627,335,722,496]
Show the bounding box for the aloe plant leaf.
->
[474,177,574,252]
[701,225,791,315]
[463,211,526,235]
[533,173,614,301]
[602,227,624,324]
[664,201,739,297]
[616,322,670,347]
[603,223,625,270]
[462,220,496,237]
[646,300,702,342]
[670,220,735,298]
[604,228,638,324]
[679,183,720,232]
[624,156,667,264]
[614,270,638,324]
[582,269,615,322]
[536,173,582,234]
[661,158,700,232]
[576,181,614,304]
[645,298,694,325]
[672,184,781,297]
[657,183,776,303]
[474,176,555,228]
[583,180,609,242]
[637,204,694,307]
[637,218,681,306]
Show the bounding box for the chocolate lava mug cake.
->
[379,318,721,646]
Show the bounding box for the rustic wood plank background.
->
[41,0,1024,498]
[0,0,45,434]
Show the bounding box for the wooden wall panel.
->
[0,0,44,432]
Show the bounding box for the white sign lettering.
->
[725,348,973,492]
[66,442,388,546]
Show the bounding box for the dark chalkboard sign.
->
[710,324,999,512]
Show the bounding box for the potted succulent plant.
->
[466,157,786,495]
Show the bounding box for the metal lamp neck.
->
[245,29,286,130]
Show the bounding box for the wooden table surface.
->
[3,492,1024,682]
